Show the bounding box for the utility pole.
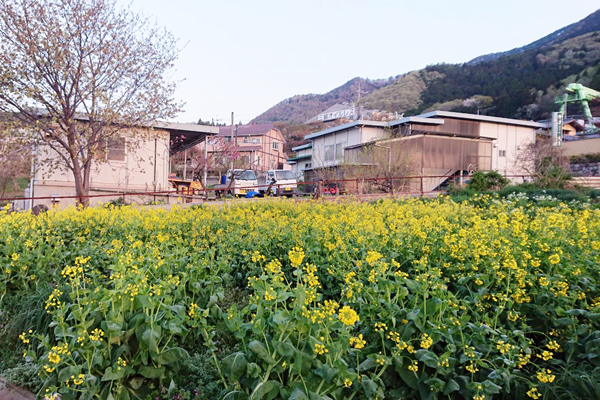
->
[230,112,234,173]
[355,81,368,120]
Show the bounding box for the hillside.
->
[251,77,395,125]
[469,9,600,64]
[253,8,600,129]
[363,31,600,119]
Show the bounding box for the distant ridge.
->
[251,77,395,125]
[252,8,600,129]
[468,8,600,64]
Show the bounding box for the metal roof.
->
[287,154,312,162]
[291,143,312,151]
[387,116,445,127]
[153,121,219,134]
[161,123,218,155]
[304,120,389,140]
[417,111,546,128]
[217,123,276,136]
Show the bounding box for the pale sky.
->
[124,0,600,124]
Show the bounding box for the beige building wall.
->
[32,130,170,208]
[479,122,536,178]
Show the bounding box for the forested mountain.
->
[253,8,600,125]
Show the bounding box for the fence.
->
[0,173,536,210]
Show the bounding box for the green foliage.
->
[1,361,43,393]
[467,171,510,191]
[570,153,600,164]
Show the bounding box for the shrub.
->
[467,171,510,191]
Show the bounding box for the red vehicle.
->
[323,182,339,195]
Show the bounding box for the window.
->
[304,162,311,169]
[236,170,256,180]
[275,170,294,180]
[335,143,344,160]
[272,141,279,150]
[325,145,334,161]
[243,136,249,143]
[107,138,125,161]
[251,137,261,144]
[499,150,506,157]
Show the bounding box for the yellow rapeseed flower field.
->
[0,196,599,399]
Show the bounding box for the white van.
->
[216,169,259,197]
[262,169,297,197]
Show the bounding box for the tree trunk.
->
[72,163,90,207]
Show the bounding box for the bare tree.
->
[343,139,417,194]
[189,137,242,182]
[514,137,571,188]
[0,0,181,206]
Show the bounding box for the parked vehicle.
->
[322,182,340,195]
[215,169,258,197]
[261,169,297,197]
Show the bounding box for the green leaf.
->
[248,340,276,365]
[288,388,309,400]
[274,341,295,357]
[359,358,377,372]
[273,310,291,325]
[167,305,186,318]
[137,295,152,308]
[102,366,125,381]
[152,347,189,365]
[249,380,280,400]
[247,362,262,378]
[443,379,460,395]
[138,365,165,378]
[361,379,378,398]
[142,329,160,353]
[223,352,248,382]
[397,364,418,390]
[293,350,311,375]
[294,287,306,307]
[416,350,438,368]
[129,377,144,390]
[482,380,502,395]
[314,364,338,383]
[223,391,247,400]
[104,322,123,333]
[116,389,130,400]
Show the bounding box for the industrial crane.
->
[555,83,600,134]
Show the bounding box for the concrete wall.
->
[563,137,600,156]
